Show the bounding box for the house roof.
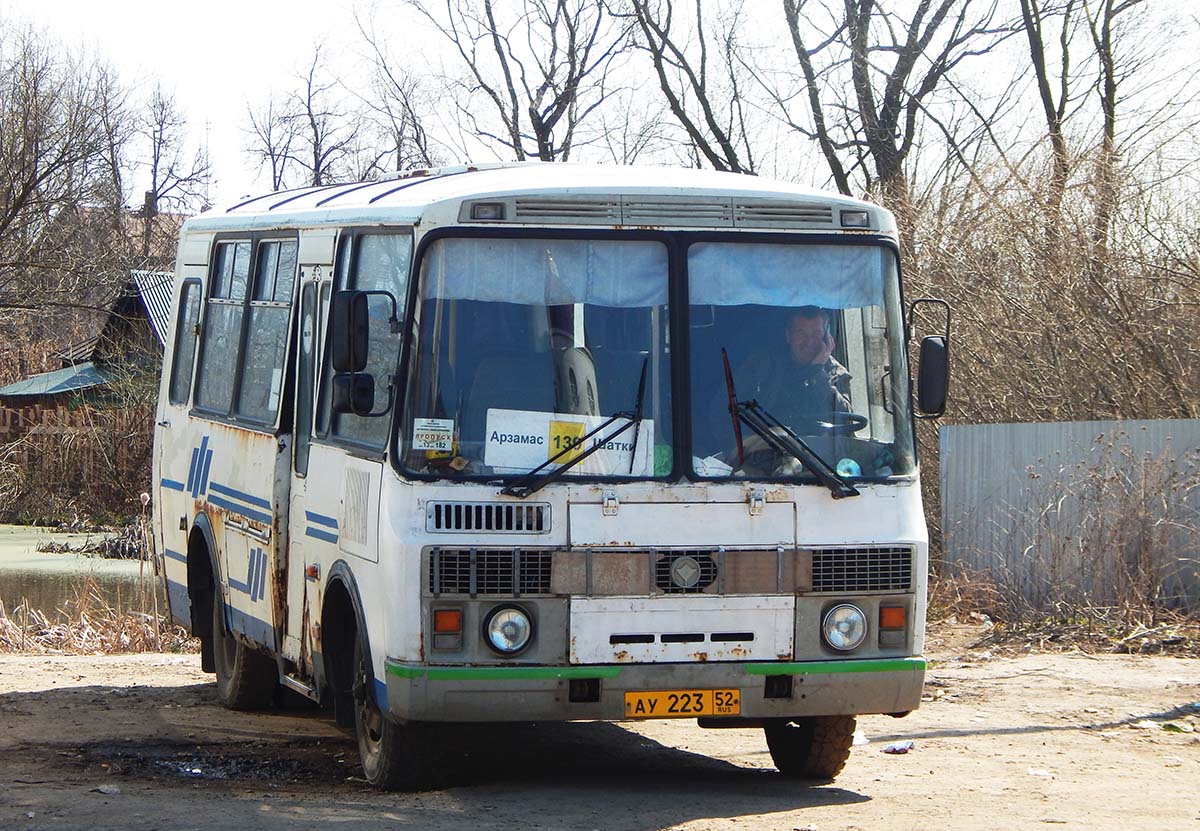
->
[0,361,119,399]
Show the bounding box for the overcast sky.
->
[4,0,1196,209]
[3,0,378,204]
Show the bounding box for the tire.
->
[353,636,433,790]
[764,715,857,780]
[211,588,277,710]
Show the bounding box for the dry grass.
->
[0,576,197,655]
[928,569,1200,656]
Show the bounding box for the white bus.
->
[151,162,949,788]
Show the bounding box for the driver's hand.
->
[812,331,835,365]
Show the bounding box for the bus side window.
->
[235,239,298,423]
[195,241,251,413]
[319,232,412,451]
[168,280,202,405]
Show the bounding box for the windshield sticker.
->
[484,409,654,475]
[412,418,455,453]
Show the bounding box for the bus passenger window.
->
[168,281,202,405]
[195,241,251,412]
[236,240,297,423]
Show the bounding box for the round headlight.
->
[483,605,533,655]
[822,604,867,651]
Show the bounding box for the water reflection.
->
[0,525,164,620]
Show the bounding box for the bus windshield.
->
[687,240,915,480]
[400,236,673,479]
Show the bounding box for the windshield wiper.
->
[501,358,649,499]
[721,348,859,499]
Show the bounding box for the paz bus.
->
[151,162,949,788]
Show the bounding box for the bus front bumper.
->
[382,656,925,722]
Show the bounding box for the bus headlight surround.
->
[822,603,868,651]
[483,604,533,656]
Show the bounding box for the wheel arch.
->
[321,560,381,710]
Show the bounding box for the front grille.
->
[654,551,719,594]
[810,546,913,593]
[428,548,553,595]
[426,501,549,533]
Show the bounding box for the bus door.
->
[155,249,209,628]
[282,271,327,674]
[191,236,300,652]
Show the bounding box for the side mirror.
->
[330,290,370,373]
[916,336,949,417]
[332,373,375,416]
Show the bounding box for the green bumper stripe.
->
[386,656,924,682]
[743,657,926,675]
[386,661,623,681]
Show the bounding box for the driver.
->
[735,306,851,428]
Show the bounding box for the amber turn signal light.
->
[433,608,463,633]
[879,606,906,630]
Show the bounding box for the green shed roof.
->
[0,362,118,399]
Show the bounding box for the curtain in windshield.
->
[401,237,673,479]
[687,241,913,480]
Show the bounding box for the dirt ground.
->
[1,625,1197,831]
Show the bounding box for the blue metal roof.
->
[131,270,175,346]
[0,362,117,398]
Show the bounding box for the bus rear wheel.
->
[763,715,856,780]
[211,589,276,710]
[353,637,432,790]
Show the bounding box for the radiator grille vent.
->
[426,501,549,533]
[428,549,553,595]
[734,201,834,226]
[810,546,913,593]
[623,199,732,226]
[513,198,620,222]
[654,551,720,594]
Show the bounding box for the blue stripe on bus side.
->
[227,572,251,594]
[198,439,213,495]
[305,527,339,544]
[210,482,272,509]
[161,478,186,492]
[187,447,199,493]
[257,549,268,602]
[165,579,190,627]
[163,548,187,563]
[207,494,273,525]
[226,606,274,651]
[304,511,339,529]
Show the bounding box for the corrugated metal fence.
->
[940,419,1200,610]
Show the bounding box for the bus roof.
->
[184,162,892,233]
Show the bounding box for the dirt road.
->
[2,629,1197,831]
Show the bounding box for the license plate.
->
[623,689,741,719]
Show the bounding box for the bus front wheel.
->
[353,637,432,789]
[763,715,856,780]
[211,589,277,710]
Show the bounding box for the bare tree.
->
[775,0,1008,218]
[623,0,757,173]
[357,16,444,172]
[410,0,630,161]
[244,47,359,189]
[1018,0,1079,226]
[289,47,359,186]
[139,84,210,257]
[246,95,299,191]
[0,22,133,317]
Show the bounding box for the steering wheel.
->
[805,411,869,436]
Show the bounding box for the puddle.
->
[85,742,350,785]
[0,524,164,620]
